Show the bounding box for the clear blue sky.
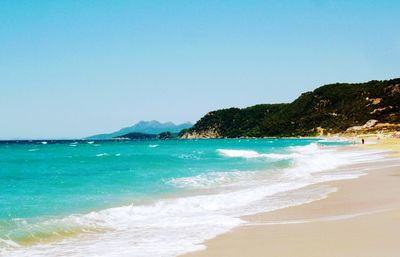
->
[1,0,399,139]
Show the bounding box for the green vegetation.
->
[183,78,400,137]
[116,131,177,140]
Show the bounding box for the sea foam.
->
[1,143,388,257]
[217,149,293,160]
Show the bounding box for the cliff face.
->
[179,128,221,139]
[180,78,400,138]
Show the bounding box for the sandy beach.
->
[182,138,400,257]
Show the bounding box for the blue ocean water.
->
[0,138,376,257]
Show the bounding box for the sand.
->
[181,139,400,257]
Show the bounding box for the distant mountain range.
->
[86,120,192,140]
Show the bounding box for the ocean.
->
[0,138,386,257]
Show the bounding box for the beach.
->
[2,1,399,256]
[1,138,398,257]
[182,138,400,257]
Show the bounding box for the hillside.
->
[115,131,176,140]
[180,78,400,138]
[87,120,192,140]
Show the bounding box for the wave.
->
[288,142,320,152]
[217,149,292,160]
[317,138,351,143]
[96,153,109,157]
[217,149,262,158]
[177,151,204,160]
[166,170,258,189]
[217,143,383,176]
[1,177,345,257]
[284,143,389,176]
[2,143,389,257]
[0,238,20,248]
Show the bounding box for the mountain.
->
[87,120,192,140]
[180,78,400,138]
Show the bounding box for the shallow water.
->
[0,138,385,256]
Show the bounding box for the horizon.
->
[2,120,194,140]
[1,1,399,139]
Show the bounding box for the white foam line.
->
[3,142,392,257]
[245,208,390,226]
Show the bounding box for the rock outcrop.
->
[346,119,378,132]
[180,128,221,139]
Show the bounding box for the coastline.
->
[2,137,399,257]
[181,138,400,257]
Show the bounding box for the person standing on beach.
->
[362,138,365,144]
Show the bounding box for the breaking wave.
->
[1,142,389,257]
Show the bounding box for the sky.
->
[1,0,399,139]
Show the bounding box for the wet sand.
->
[181,140,400,257]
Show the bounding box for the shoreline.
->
[2,137,398,256]
[181,139,400,257]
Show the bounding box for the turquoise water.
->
[0,139,317,219]
[1,138,365,257]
